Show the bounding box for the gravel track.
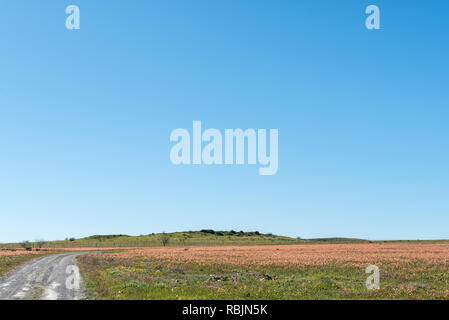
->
[0,253,86,300]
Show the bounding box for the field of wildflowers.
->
[77,243,449,300]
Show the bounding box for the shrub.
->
[161,234,170,247]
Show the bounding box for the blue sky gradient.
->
[1,1,448,242]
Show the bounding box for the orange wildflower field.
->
[103,243,449,267]
[0,250,48,257]
[77,243,449,300]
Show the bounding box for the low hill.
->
[49,230,300,248]
[1,231,374,249]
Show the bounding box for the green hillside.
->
[2,230,306,248]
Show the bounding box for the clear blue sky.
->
[1,1,448,242]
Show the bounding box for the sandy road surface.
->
[0,253,86,300]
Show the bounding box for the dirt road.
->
[0,253,86,300]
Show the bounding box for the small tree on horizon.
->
[161,233,170,247]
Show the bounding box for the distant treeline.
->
[196,230,273,237]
